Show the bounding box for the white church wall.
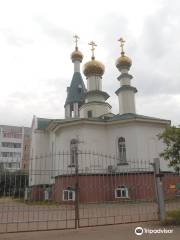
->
[106,123,141,172]
[106,122,138,158]
[30,120,171,186]
[134,123,170,171]
[52,122,162,176]
[86,94,105,103]
[80,103,111,118]
[52,121,171,178]
[105,122,170,172]
[29,130,50,186]
[53,124,109,176]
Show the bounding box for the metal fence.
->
[0,150,180,233]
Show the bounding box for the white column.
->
[120,77,131,86]
[65,104,71,118]
[87,76,102,91]
[74,61,80,72]
[73,102,79,118]
[118,91,136,114]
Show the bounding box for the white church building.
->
[29,37,173,202]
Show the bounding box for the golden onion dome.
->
[83,59,105,77]
[71,48,83,62]
[116,54,132,70]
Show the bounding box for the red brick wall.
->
[31,173,180,203]
[53,173,156,203]
[163,175,180,199]
[31,185,44,201]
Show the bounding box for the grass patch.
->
[164,209,180,225]
[14,198,60,206]
[165,198,180,203]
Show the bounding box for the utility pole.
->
[153,158,165,222]
[71,139,79,229]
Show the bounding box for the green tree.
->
[0,169,28,197]
[159,126,180,172]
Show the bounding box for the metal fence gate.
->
[0,150,180,233]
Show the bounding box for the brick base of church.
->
[30,173,180,203]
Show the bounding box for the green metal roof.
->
[36,113,170,131]
[65,72,86,106]
[37,118,52,130]
[109,113,169,122]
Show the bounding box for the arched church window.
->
[118,137,127,164]
[87,110,92,118]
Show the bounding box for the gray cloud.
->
[142,1,180,60]
[136,94,180,126]
[0,28,33,47]
[34,16,72,45]
[0,0,179,127]
[86,6,180,125]
[0,76,68,126]
[9,91,38,101]
[95,13,131,59]
[131,0,180,102]
[94,2,180,95]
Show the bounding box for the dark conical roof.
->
[65,72,86,106]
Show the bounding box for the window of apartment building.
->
[3,132,22,139]
[0,163,4,169]
[6,162,19,169]
[8,163,12,168]
[1,142,21,148]
[1,152,21,158]
[63,189,75,201]
[115,186,129,198]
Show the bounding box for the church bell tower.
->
[79,41,111,118]
[115,38,137,115]
[64,35,86,118]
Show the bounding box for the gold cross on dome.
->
[118,37,125,54]
[88,41,97,59]
[73,34,80,49]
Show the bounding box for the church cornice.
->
[115,85,137,95]
[117,73,133,81]
[46,114,170,132]
[84,90,110,100]
[79,101,112,110]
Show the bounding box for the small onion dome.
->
[71,48,83,62]
[116,54,132,70]
[83,59,105,77]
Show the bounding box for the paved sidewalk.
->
[0,222,179,240]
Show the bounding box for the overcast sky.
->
[0,0,179,127]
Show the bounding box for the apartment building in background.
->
[21,127,31,170]
[0,125,31,171]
